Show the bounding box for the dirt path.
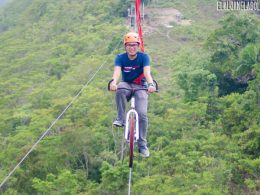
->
[144,8,191,28]
[141,7,191,40]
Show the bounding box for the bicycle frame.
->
[125,96,139,143]
[107,80,158,144]
[107,79,158,168]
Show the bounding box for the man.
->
[109,32,156,157]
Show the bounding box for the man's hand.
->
[110,80,118,91]
[147,83,156,93]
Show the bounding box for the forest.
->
[0,0,260,194]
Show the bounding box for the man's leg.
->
[133,85,149,150]
[114,82,131,126]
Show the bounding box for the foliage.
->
[32,170,80,194]
[206,13,260,95]
[0,0,260,194]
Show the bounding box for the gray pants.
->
[116,82,148,147]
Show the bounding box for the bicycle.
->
[108,80,158,168]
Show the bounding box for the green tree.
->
[206,13,260,95]
[32,170,80,194]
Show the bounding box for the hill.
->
[0,0,260,194]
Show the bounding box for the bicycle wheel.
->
[129,113,135,168]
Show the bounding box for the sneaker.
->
[139,146,150,158]
[113,120,124,127]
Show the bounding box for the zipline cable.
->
[128,167,132,195]
[0,34,124,191]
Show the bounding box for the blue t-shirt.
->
[114,52,150,85]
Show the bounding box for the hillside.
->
[0,0,260,194]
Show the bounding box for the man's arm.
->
[110,66,121,91]
[112,66,121,83]
[144,66,156,93]
[144,66,153,84]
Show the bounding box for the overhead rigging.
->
[135,0,145,52]
[127,1,145,195]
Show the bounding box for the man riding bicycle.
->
[109,32,156,157]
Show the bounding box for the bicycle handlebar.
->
[108,79,159,92]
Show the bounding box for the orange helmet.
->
[124,32,141,45]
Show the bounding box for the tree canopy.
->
[0,0,260,194]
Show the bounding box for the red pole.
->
[135,0,144,52]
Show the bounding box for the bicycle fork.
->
[125,97,139,142]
